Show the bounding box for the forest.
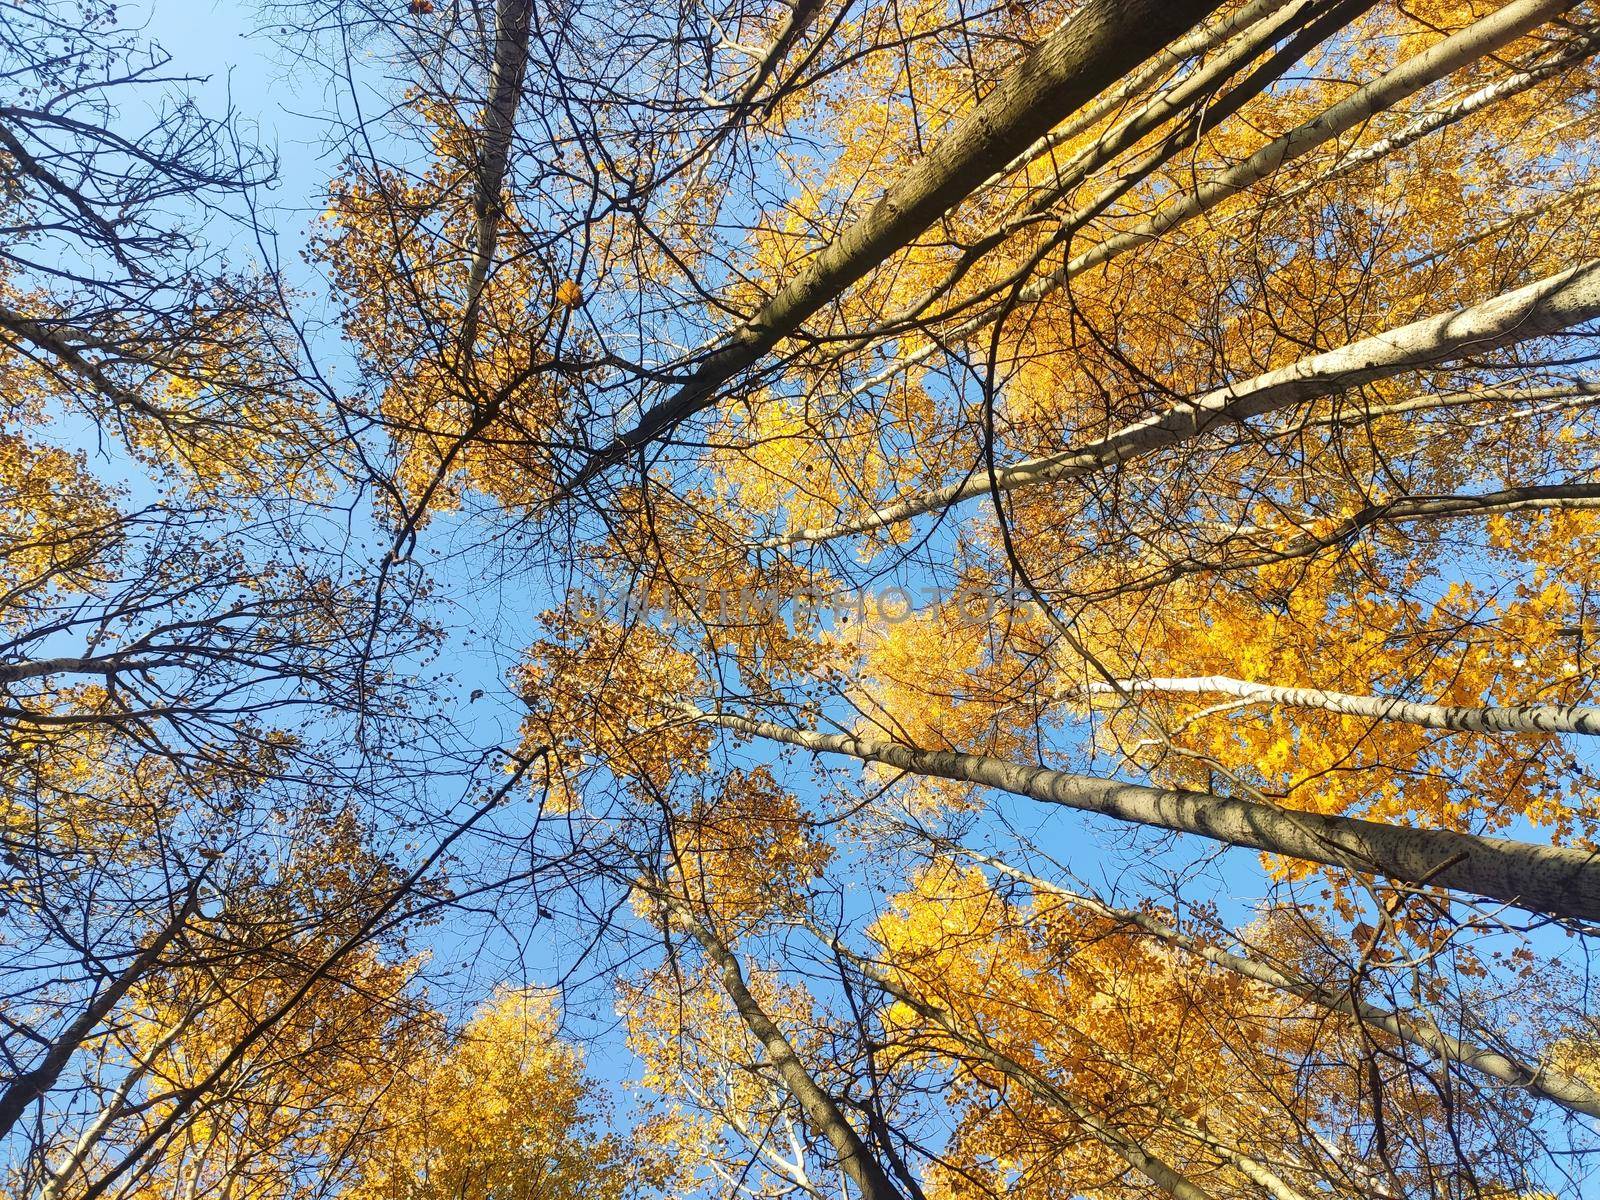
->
[5,0,1600,1195]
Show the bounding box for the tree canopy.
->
[6,0,1600,1197]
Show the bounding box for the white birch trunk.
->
[1269,20,1600,207]
[686,706,1600,923]
[775,259,1600,545]
[1086,676,1600,737]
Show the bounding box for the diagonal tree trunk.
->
[648,882,911,1200]
[559,0,1226,491]
[774,258,1600,545]
[1267,19,1600,207]
[1085,675,1600,737]
[995,0,1302,190]
[823,0,1588,429]
[687,707,1600,923]
[0,884,200,1141]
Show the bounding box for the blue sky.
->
[70,10,1598,1187]
[126,0,1568,1001]
[136,1,332,262]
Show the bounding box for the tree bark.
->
[690,708,1600,923]
[653,885,911,1200]
[0,886,198,1140]
[459,0,534,352]
[805,0,1588,491]
[775,258,1600,545]
[561,0,1225,490]
[1087,675,1600,737]
[996,0,1300,187]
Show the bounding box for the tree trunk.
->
[777,258,1600,545]
[562,0,1225,489]
[0,887,198,1140]
[653,885,911,1200]
[1087,675,1600,737]
[692,708,1600,923]
[459,0,534,351]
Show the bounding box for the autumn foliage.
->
[7,1,1600,1199]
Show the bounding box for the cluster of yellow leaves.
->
[118,943,428,1200]
[517,613,710,806]
[1070,556,1596,848]
[849,595,1056,751]
[873,863,1284,1119]
[345,988,629,1200]
[0,266,331,501]
[872,861,1524,1200]
[831,595,1061,813]
[130,300,335,498]
[1,720,303,905]
[666,767,833,928]
[708,2,1600,550]
[0,429,120,603]
[315,96,577,519]
[713,381,941,550]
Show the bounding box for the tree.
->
[342,988,630,1200]
[14,0,1600,1197]
[487,0,1600,1194]
[0,4,436,1188]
